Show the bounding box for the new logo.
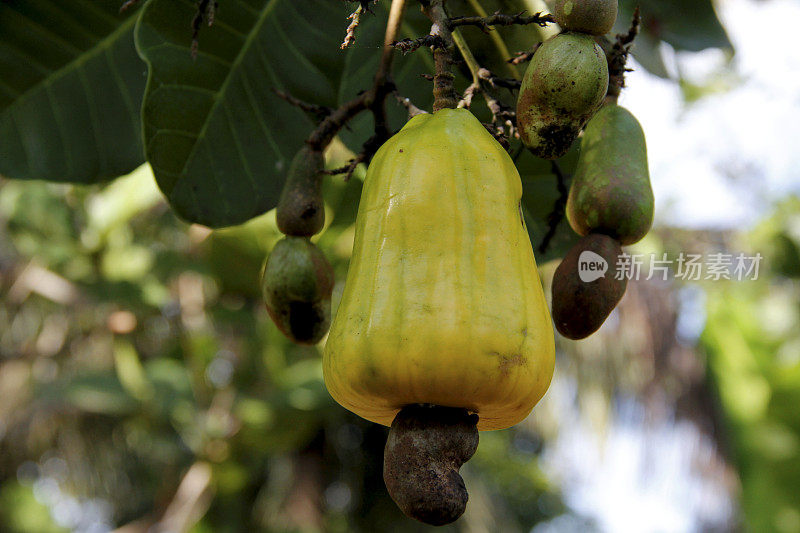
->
[578,251,608,282]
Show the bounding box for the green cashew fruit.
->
[276,145,326,237]
[554,0,618,36]
[261,236,334,344]
[551,233,627,339]
[566,104,653,245]
[516,32,608,159]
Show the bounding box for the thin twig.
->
[606,7,640,103]
[450,25,516,141]
[476,68,521,90]
[458,82,480,109]
[482,123,510,151]
[395,93,428,118]
[538,161,569,255]
[206,0,216,26]
[306,95,370,151]
[353,0,378,12]
[324,154,367,179]
[191,0,218,59]
[341,5,363,49]
[119,0,142,12]
[508,43,541,65]
[273,90,333,121]
[367,0,407,148]
[448,11,555,32]
[463,0,521,79]
[323,133,386,180]
[508,50,534,65]
[392,35,446,54]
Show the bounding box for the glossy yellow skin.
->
[323,109,555,431]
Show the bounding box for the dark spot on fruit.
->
[289,301,324,342]
[301,205,318,220]
[534,123,578,159]
[499,354,525,375]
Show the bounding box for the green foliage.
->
[0,167,565,531]
[702,197,800,533]
[0,0,145,183]
[0,1,750,530]
[135,0,357,227]
[522,172,580,264]
[617,0,731,77]
[619,0,731,53]
[0,0,733,230]
[0,483,67,533]
[519,143,582,263]
[133,0,443,228]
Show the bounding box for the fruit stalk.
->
[422,0,459,111]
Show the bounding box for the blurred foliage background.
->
[1,0,799,532]
[2,150,800,532]
[0,159,568,532]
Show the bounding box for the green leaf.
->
[522,173,579,265]
[135,0,358,228]
[619,0,732,54]
[0,0,145,183]
[519,145,581,264]
[627,31,670,79]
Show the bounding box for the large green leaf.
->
[625,0,731,53]
[0,0,145,183]
[135,0,361,228]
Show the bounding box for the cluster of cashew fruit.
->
[261,145,334,345]
[260,0,655,526]
[517,0,654,339]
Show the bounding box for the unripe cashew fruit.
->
[551,233,627,339]
[516,32,609,159]
[554,0,618,35]
[276,145,326,237]
[566,104,653,245]
[261,236,333,344]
